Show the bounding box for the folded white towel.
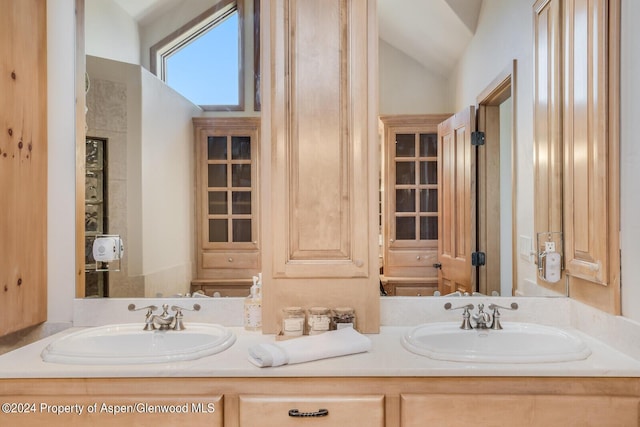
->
[248,327,372,368]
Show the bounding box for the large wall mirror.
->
[77,0,567,299]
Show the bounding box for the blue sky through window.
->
[165,11,239,106]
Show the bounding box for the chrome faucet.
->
[127,304,158,331]
[444,302,474,330]
[472,303,491,329]
[171,304,201,331]
[128,303,201,331]
[153,304,176,330]
[488,302,518,330]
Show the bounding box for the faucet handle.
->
[488,302,519,311]
[444,303,474,330]
[443,302,474,311]
[128,304,158,331]
[128,304,158,313]
[170,304,201,331]
[488,302,518,330]
[170,303,201,314]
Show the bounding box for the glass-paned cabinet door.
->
[391,131,438,247]
[194,118,260,252]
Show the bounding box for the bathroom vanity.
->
[1,297,640,427]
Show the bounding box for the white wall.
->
[620,0,640,323]
[47,0,76,324]
[85,0,140,64]
[450,0,537,292]
[140,68,201,297]
[379,39,452,114]
[499,97,513,296]
[139,0,218,71]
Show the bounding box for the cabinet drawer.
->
[387,251,436,268]
[0,395,223,427]
[202,252,259,269]
[401,394,640,427]
[239,395,384,427]
[394,286,437,297]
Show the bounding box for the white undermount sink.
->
[402,322,591,363]
[41,323,236,365]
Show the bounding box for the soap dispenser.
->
[244,276,262,331]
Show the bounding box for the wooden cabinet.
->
[0,394,223,427]
[239,395,384,427]
[379,115,450,296]
[533,0,620,313]
[562,0,620,312]
[401,394,640,427]
[0,0,48,336]
[533,0,564,296]
[192,118,261,295]
[1,377,639,427]
[261,0,379,332]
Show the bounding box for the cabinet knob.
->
[416,255,421,260]
[389,239,395,243]
[227,257,233,263]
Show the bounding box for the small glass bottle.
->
[244,276,262,331]
[307,306,331,335]
[331,307,356,330]
[282,307,305,336]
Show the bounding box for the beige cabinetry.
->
[239,395,384,427]
[562,0,620,312]
[0,394,223,427]
[191,118,260,296]
[379,115,450,296]
[401,394,639,427]
[2,377,639,427]
[261,0,379,332]
[0,0,48,336]
[533,0,620,312]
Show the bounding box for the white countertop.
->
[1,325,639,378]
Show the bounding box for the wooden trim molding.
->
[75,0,86,297]
[476,61,517,296]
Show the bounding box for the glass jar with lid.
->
[307,306,331,335]
[331,307,356,330]
[282,307,305,336]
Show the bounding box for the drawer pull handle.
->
[288,408,329,418]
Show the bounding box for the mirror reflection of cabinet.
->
[191,117,260,297]
[380,115,450,296]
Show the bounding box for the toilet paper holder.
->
[93,234,124,272]
[536,232,563,283]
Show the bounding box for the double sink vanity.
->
[1,297,640,426]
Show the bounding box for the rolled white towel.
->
[248,327,372,368]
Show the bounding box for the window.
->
[151,0,244,110]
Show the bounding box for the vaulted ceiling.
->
[113,0,483,77]
[378,0,483,77]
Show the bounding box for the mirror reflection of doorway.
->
[380,64,516,297]
[476,64,515,297]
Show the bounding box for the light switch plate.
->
[519,235,533,262]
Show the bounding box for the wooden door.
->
[437,107,476,295]
[0,0,48,336]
